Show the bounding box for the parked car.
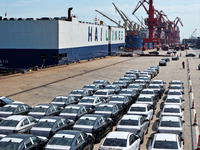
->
[167,84,184,94]
[82,84,103,94]
[73,114,113,142]
[150,66,159,73]
[159,60,167,66]
[157,116,184,140]
[138,76,151,85]
[69,89,93,101]
[147,68,158,76]
[186,53,196,57]
[160,104,184,121]
[134,79,148,88]
[124,74,137,80]
[143,70,154,78]
[99,131,140,150]
[50,95,78,108]
[78,96,103,110]
[93,89,114,101]
[109,95,132,112]
[118,89,138,102]
[0,115,36,138]
[127,103,153,121]
[149,51,159,55]
[127,84,143,93]
[140,89,159,101]
[119,77,134,84]
[139,72,151,79]
[126,71,139,78]
[148,133,184,150]
[93,80,110,88]
[59,104,93,122]
[151,80,166,92]
[0,103,32,120]
[161,97,184,110]
[44,130,94,150]
[147,84,163,99]
[172,55,179,60]
[169,80,184,87]
[0,134,48,150]
[0,96,14,107]
[167,50,172,54]
[136,95,157,110]
[94,103,123,124]
[28,104,61,119]
[104,84,121,94]
[165,89,184,100]
[112,80,129,88]
[30,116,74,139]
[161,57,170,62]
[116,115,148,143]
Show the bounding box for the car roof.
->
[105,85,117,87]
[131,103,148,107]
[34,104,53,108]
[6,133,32,139]
[5,115,29,121]
[81,96,97,100]
[111,95,126,98]
[55,95,69,98]
[164,104,181,108]
[122,115,141,120]
[98,103,115,107]
[154,133,177,141]
[56,130,81,136]
[152,80,163,82]
[65,104,83,109]
[168,89,182,92]
[71,89,84,92]
[138,95,153,98]
[5,103,25,107]
[170,80,182,83]
[39,116,63,122]
[160,116,180,122]
[80,114,101,120]
[95,89,110,92]
[166,97,181,100]
[142,89,154,91]
[106,131,131,139]
[169,84,182,87]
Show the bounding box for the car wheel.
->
[140,133,145,144]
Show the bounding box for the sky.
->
[0,0,199,40]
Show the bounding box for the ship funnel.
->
[68,7,73,21]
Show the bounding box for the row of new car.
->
[0,65,165,150]
[147,80,185,150]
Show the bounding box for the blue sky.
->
[0,0,199,39]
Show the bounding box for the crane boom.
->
[95,10,121,27]
[112,3,127,23]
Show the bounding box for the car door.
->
[147,105,153,120]
[96,117,108,139]
[140,117,148,135]
[21,137,35,150]
[129,134,140,150]
[18,118,31,133]
[80,132,92,150]
[74,134,85,150]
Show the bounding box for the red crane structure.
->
[132,0,158,50]
[172,17,183,44]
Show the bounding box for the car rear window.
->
[0,142,21,149]
[76,119,95,126]
[168,92,181,95]
[48,137,73,146]
[34,122,54,128]
[153,141,178,149]
[61,108,79,114]
[164,108,180,113]
[119,120,138,126]
[96,106,113,112]
[141,91,154,94]
[52,97,68,102]
[160,121,180,127]
[103,138,127,147]
[0,120,19,127]
[130,107,146,112]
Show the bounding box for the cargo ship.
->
[0,8,125,71]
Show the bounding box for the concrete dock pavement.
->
[0,48,199,149]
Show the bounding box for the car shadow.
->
[156,110,161,118]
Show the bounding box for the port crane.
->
[132,0,158,50]
[95,10,122,27]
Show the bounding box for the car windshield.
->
[141,91,153,94]
[110,97,124,102]
[94,91,107,95]
[134,81,144,84]
[83,85,95,88]
[168,92,181,95]
[61,108,79,113]
[152,81,162,84]
[0,107,16,112]
[153,141,178,149]
[76,119,96,126]
[128,85,139,88]
[30,107,48,112]
[48,137,73,146]
[113,82,123,85]
[70,91,83,94]
[119,91,132,94]
[34,122,54,128]
[0,120,19,127]
[130,107,146,112]
[0,142,21,149]
[104,86,115,90]
[52,97,68,102]
[95,106,113,112]
[170,86,181,90]
[164,108,180,113]
[1,97,13,103]
[166,99,180,103]
[160,121,180,127]
[149,86,159,89]
[103,138,127,147]
[137,98,152,102]
[79,99,94,103]
[119,120,138,126]
[93,81,104,84]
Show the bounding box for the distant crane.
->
[190,29,197,39]
[95,10,122,27]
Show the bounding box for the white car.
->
[151,80,166,91]
[78,96,102,110]
[148,133,184,150]
[139,72,151,79]
[127,103,153,121]
[99,131,140,150]
[168,84,184,94]
[163,97,185,110]
[157,116,184,140]
[93,89,115,101]
[166,89,184,100]
[140,89,159,101]
[169,80,184,87]
[116,115,148,144]
[160,104,184,121]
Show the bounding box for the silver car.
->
[162,96,185,110]
[157,116,184,140]
[116,115,148,144]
